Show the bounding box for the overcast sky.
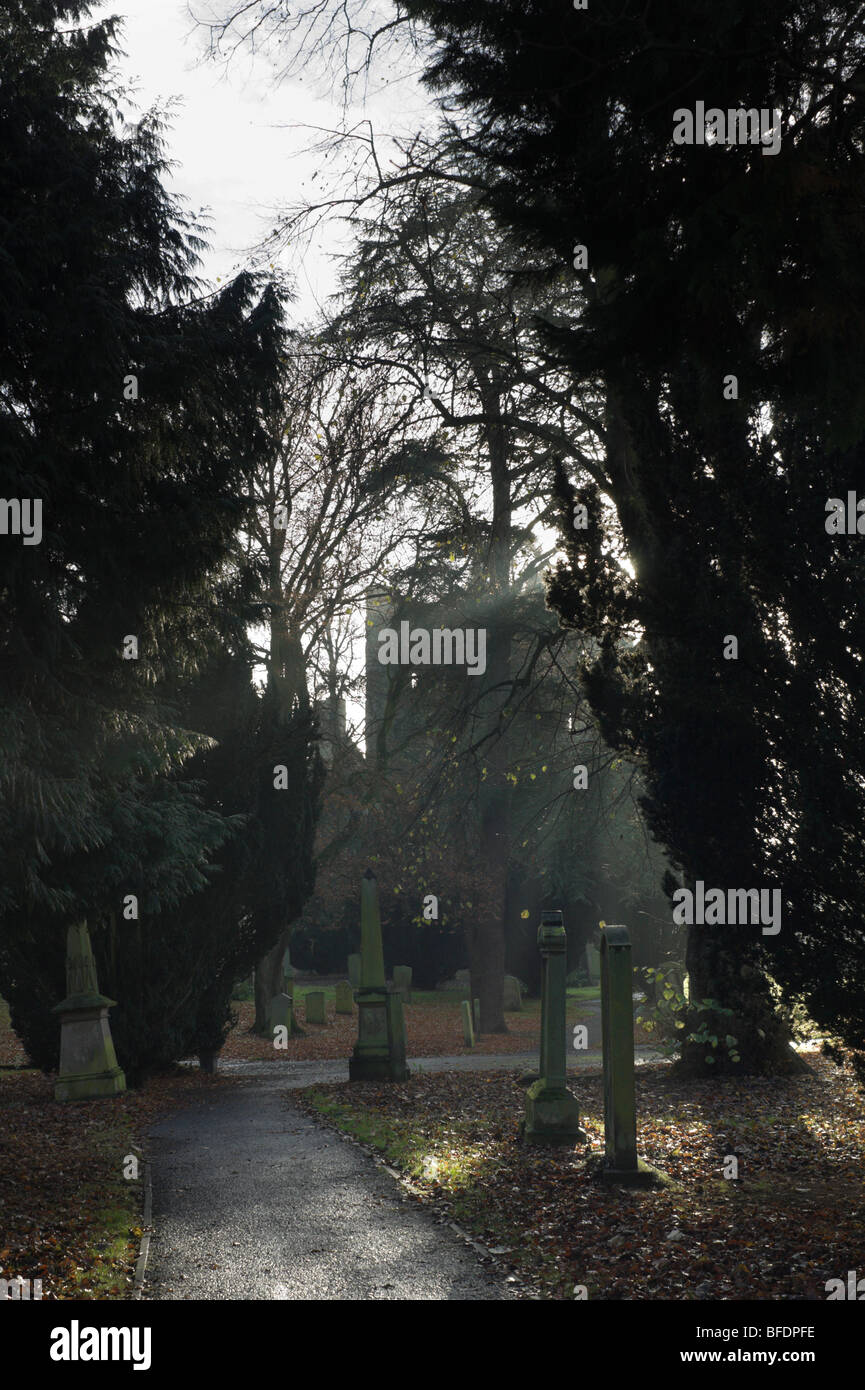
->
[94,0,431,322]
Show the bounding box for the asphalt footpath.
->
[143,1077,522,1301]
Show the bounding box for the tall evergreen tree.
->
[393,0,865,1072]
[0,1,320,1077]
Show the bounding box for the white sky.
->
[93,0,429,318]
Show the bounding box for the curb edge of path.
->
[290,1092,540,1300]
[132,1160,152,1300]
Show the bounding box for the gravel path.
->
[144,1078,521,1301]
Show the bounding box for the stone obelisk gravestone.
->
[52,923,126,1102]
[598,925,666,1186]
[349,870,409,1081]
[524,910,586,1144]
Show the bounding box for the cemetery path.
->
[143,1077,521,1301]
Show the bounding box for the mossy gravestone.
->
[269,992,294,1042]
[305,990,327,1025]
[503,975,523,1011]
[524,911,585,1145]
[53,923,126,1102]
[392,964,412,1004]
[335,980,354,1015]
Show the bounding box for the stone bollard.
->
[598,925,667,1186]
[461,999,475,1048]
[524,910,585,1144]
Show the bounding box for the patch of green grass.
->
[567,986,601,1002]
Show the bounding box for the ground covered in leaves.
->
[295,1054,865,1301]
[0,1067,229,1299]
[218,990,614,1062]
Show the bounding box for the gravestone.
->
[598,925,666,1186]
[347,953,361,989]
[524,911,585,1145]
[52,922,126,1102]
[305,990,326,1025]
[503,975,523,1011]
[269,992,294,1039]
[473,997,481,1037]
[392,965,412,1004]
[335,980,354,1015]
[586,944,601,984]
[282,947,295,998]
[461,999,475,1048]
[454,969,471,998]
[349,871,409,1081]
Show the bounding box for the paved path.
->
[144,1078,520,1301]
[207,1042,664,1084]
[146,1025,666,1301]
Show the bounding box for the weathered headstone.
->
[586,944,601,984]
[349,871,409,1081]
[347,953,361,989]
[304,990,326,1025]
[524,911,585,1145]
[598,925,666,1186]
[335,980,354,1015]
[454,969,471,999]
[269,992,294,1039]
[472,997,481,1037]
[52,923,126,1102]
[392,964,412,1004]
[282,946,295,997]
[461,999,475,1048]
[503,975,523,1011]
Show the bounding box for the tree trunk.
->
[253,929,290,1033]
[678,926,806,1077]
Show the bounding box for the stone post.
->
[599,924,666,1186]
[524,910,585,1144]
[52,923,126,1102]
[461,1000,475,1047]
